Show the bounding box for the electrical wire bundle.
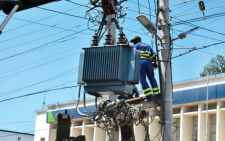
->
[87,100,154,132]
[85,0,128,31]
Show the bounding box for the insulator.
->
[91,34,99,46]
[117,32,127,45]
[104,32,112,45]
[198,1,205,11]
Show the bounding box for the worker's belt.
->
[141,56,153,60]
[141,56,171,63]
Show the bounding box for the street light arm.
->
[171,26,200,41]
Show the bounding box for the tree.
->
[200,55,225,77]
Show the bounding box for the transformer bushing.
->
[117,32,127,45]
[91,34,99,46]
[104,32,112,45]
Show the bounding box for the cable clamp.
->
[158,6,170,12]
[164,98,173,102]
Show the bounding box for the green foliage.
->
[200,55,225,77]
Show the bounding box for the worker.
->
[130,36,160,99]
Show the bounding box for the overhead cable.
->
[173,29,224,42]
[1,6,82,33]
[173,4,225,17]
[0,128,49,137]
[129,0,155,11]
[0,52,80,80]
[0,42,88,76]
[0,20,86,44]
[0,70,78,97]
[172,17,225,36]
[169,0,196,7]
[0,85,79,103]
[0,31,90,62]
[172,11,225,26]
[36,7,87,20]
[172,41,225,59]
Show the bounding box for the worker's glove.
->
[152,63,158,69]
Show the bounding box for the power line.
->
[0,14,88,35]
[195,49,224,56]
[172,0,212,14]
[129,0,155,12]
[173,29,224,42]
[0,52,79,80]
[0,121,35,124]
[125,16,225,41]
[172,11,225,26]
[0,25,90,52]
[171,4,225,33]
[0,30,90,62]
[0,42,88,76]
[171,0,197,11]
[169,0,196,7]
[174,4,225,17]
[0,85,79,103]
[123,27,151,37]
[36,7,87,20]
[66,0,156,18]
[172,41,225,59]
[0,70,78,97]
[0,128,49,137]
[1,6,83,33]
[172,17,225,36]
[0,19,86,44]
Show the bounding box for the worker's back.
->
[134,42,156,58]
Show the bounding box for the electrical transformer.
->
[77,44,140,96]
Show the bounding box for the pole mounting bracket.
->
[165,120,175,124]
[164,98,173,102]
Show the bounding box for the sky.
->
[0,0,225,135]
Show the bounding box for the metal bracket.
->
[158,6,170,12]
[164,120,175,124]
[164,98,173,102]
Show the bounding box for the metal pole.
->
[107,14,119,141]
[0,5,19,34]
[205,72,209,141]
[158,0,173,140]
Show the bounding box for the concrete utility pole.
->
[107,14,119,141]
[158,0,174,140]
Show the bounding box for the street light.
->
[172,26,200,41]
[136,14,157,34]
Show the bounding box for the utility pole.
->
[107,14,119,141]
[158,0,173,140]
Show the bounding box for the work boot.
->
[146,94,154,101]
[155,93,160,99]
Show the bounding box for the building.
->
[34,74,225,141]
[0,129,34,141]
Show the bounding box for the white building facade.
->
[0,129,34,141]
[34,74,225,141]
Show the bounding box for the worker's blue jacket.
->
[134,42,156,58]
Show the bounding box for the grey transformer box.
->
[77,45,140,97]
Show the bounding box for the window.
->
[40,138,45,141]
[192,116,198,141]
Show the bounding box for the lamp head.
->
[136,14,157,34]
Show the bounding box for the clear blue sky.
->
[0,0,224,134]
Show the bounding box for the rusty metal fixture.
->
[104,31,112,45]
[91,34,99,46]
[101,0,117,15]
[117,31,127,44]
